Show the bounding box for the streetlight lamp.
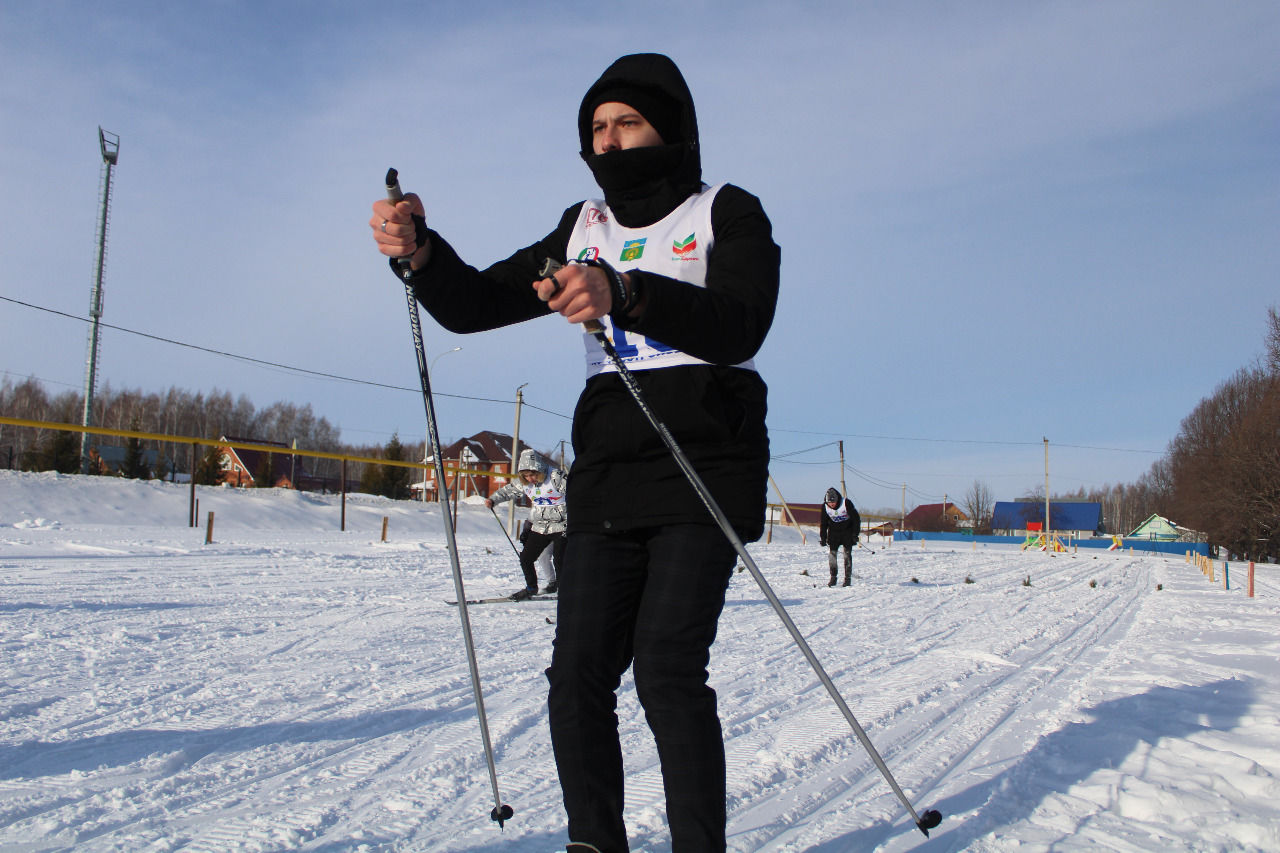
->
[422,347,462,503]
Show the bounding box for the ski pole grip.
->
[538,258,605,334]
[384,168,431,278]
[384,168,413,278]
[385,167,404,203]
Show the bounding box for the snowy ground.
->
[2,470,1278,852]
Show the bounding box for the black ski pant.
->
[547,524,736,852]
[828,540,852,581]
[519,529,565,591]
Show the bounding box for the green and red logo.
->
[672,233,697,255]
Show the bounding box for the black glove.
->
[819,538,827,547]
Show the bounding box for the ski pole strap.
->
[577,256,639,319]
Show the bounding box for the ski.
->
[446,595,558,606]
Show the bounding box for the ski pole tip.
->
[491,803,514,828]
[916,808,942,837]
[385,167,399,187]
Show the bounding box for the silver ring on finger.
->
[380,219,389,233]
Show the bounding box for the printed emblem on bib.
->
[672,233,697,255]
[620,238,647,262]
[577,247,600,261]
[586,208,608,228]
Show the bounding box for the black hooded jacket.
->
[399,54,781,539]
[820,498,861,547]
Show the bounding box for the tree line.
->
[1155,307,1279,561]
[961,308,1277,561]
[859,308,1277,561]
[0,378,414,494]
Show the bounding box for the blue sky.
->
[2,1,1276,514]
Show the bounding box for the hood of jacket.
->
[517,449,543,473]
[577,53,702,227]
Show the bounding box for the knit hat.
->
[586,83,683,146]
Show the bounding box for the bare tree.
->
[962,480,995,534]
[1266,305,1280,376]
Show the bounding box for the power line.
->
[3,295,1159,454]
[0,294,571,420]
[771,423,1161,455]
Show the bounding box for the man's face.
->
[520,470,544,485]
[591,102,664,155]
[827,500,839,508]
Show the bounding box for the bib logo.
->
[672,233,697,256]
[585,208,608,229]
[620,238,647,262]
[577,247,600,262]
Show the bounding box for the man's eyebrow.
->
[593,110,645,127]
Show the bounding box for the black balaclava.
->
[578,53,702,228]
[826,488,842,504]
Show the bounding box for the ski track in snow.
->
[1,471,1278,852]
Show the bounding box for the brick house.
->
[413,430,542,502]
[903,502,970,532]
[216,436,311,489]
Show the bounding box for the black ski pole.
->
[541,258,942,838]
[488,504,523,561]
[387,168,513,829]
[857,538,876,555]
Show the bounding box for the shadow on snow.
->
[799,677,1254,851]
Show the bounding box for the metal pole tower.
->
[80,127,120,472]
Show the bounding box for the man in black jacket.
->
[371,53,780,852]
[819,487,861,587]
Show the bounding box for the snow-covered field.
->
[2,470,1277,852]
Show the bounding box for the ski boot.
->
[510,587,536,601]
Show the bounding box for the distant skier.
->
[486,449,566,599]
[819,487,861,587]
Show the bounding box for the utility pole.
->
[901,483,906,531]
[838,440,847,500]
[508,383,527,536]
[425,347,461,503]
[80,128,119,472]
[1044,437,1050,533]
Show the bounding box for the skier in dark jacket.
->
[370,53,780,853]
[819,487,861,587]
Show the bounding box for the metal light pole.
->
[80,128,119,472]
[422,347,462,502]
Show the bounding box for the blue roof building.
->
[990,501,1105,536]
